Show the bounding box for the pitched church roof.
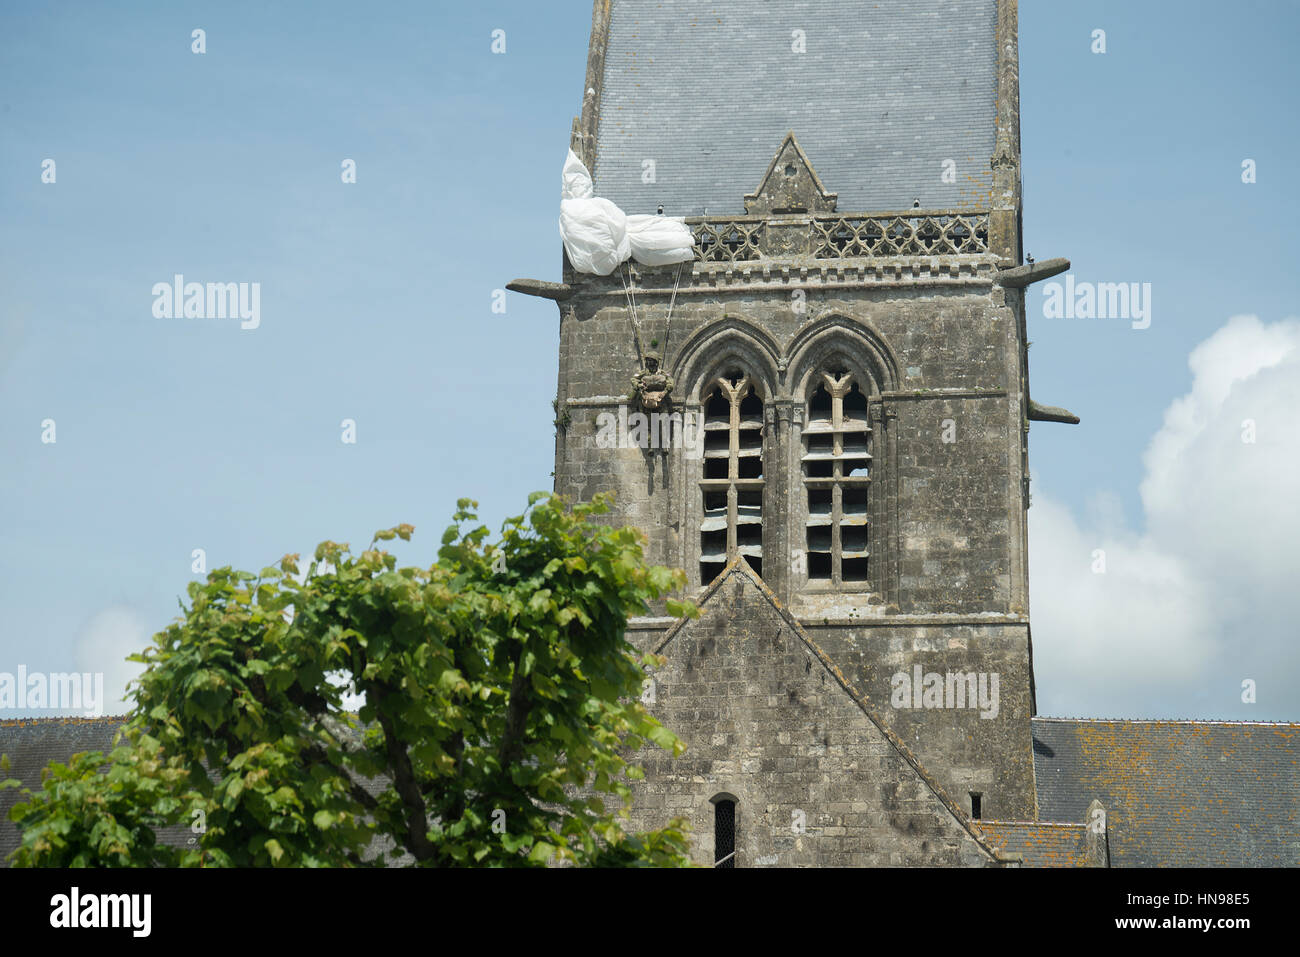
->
[6,677,1297,867]
[0,717,128,864]
[1032,717,1300,867]
[1,715,395,866]
[589,0,1000,216]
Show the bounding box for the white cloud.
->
[1030,315,1300,719]
[74,606,151,716]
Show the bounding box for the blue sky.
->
[2,1,1297,721]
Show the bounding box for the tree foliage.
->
[3,493,698,866]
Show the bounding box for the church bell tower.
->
[511,0,1078,865]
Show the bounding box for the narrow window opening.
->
[842,526,869,554]
[705,391,730,420]
[841,558,869,582]
[807,552,832,579]
[970,792,982,820]
[714,798,736,868]
[704,430,730,455]
[807,526,832,553]
[842,486,868,516]
[843,383,867,412]
[700,528,727,557]
[809,385,833,419]
[808,488,832,518]
[807,434,834,455]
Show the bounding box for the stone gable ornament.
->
[744,131,838,216]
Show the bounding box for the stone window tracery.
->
[802,370,871,585]
[699,371,764,585]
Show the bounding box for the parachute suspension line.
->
[622,260,688,370]
[620,262,646,369]
[660,261,686,369]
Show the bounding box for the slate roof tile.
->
[977,821,1100,867]
[1,716,129,864]
[1032,717,1300,867]
[594,0,999,216]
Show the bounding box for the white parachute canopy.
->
[561,148,594,200]
[558,150,694,275]
[626,214,696,266]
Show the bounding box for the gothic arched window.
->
[803,370,871,585]
[700,371,764,585]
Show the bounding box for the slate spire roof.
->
[588,0,1000,216]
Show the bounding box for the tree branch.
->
[368,681,437,862]
[498,645,533,770]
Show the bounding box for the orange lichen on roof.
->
[976,821,1096,867]
[1,716,127,727]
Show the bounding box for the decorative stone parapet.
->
[688,211,990,264]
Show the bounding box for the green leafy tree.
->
[3,493,697,867]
